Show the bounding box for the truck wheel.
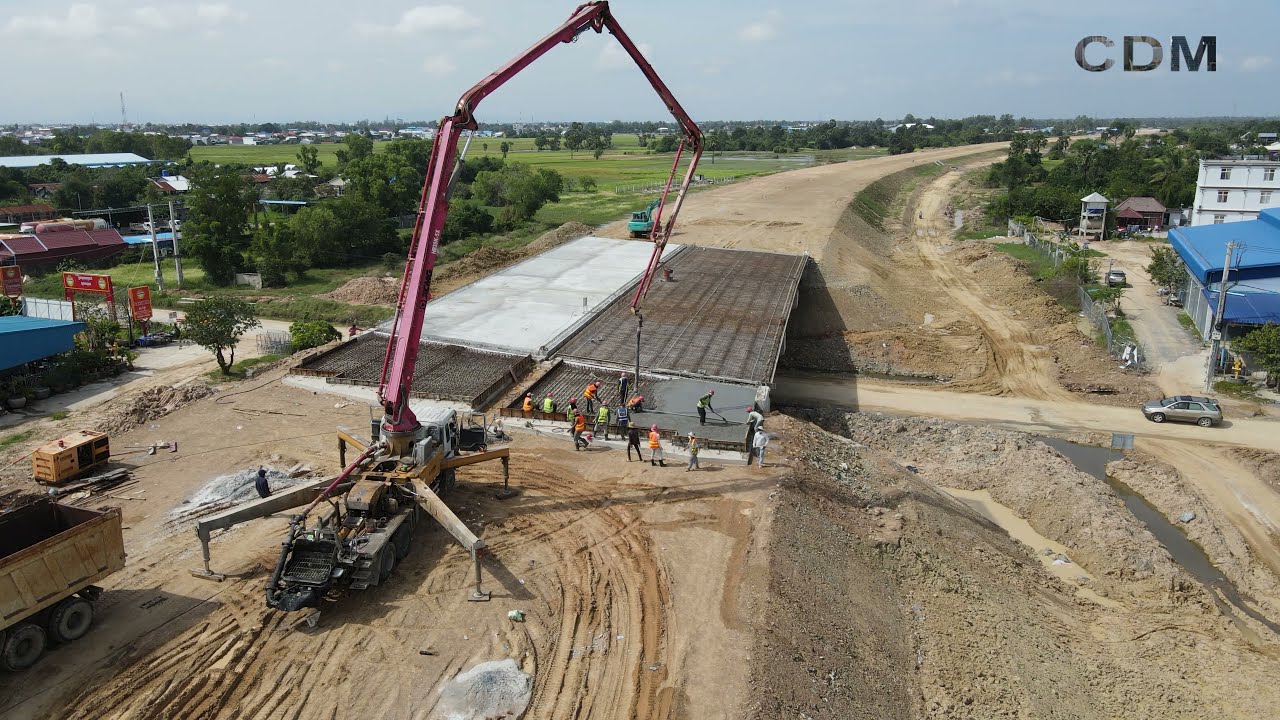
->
[49,597,94,643]
[439,469,457,496]
[1,622,47,672]
[378,544,396,583]
[392,524,413,560]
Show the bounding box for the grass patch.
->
[0,429,35,450]
[1177,311,1204,342]
[1213,379,1265,402]
[206,352,286,382]
[956,224,1007,241]
[50,410,69,421]
[993,242,1059,279]
[1110,317,1136,342]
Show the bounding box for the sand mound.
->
[320,276,400,306]
[434,245,522,284]
[525,221,593,253]
[100,383,215,434]
[172,465,312,518]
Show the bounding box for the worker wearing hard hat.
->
[583,380,600,414]
[522,393,534,413]
[594,404,611,440]
[696,390,715,425]
[745,405,764,461]
[686,432,700,472]
[573,411,588,451]
[542,392,556,414]
[648,424,665,466]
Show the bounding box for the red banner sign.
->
[128,285,152,320]
[1,265,21,298]
[62,272,113,296]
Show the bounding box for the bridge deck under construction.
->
[556,246,806,386]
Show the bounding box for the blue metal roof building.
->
[0,153,154,169]
[0,316,86,372]
[1168,208,1280,339]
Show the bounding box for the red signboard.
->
[62,272,113,297]
[62,272,116,320]
[1,265,21,298]
[128,285,152,320]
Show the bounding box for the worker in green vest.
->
[594,404,611,440]
[542,392,556,414]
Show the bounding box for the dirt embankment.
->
[782,164,1157,406]
[754,411,1280,719]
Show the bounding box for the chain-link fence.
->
[1078,282,1144,370]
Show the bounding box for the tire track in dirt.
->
[56,463,674,720]
[907,168,1073,401]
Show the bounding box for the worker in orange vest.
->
[522,392,534,412]
[628,395,645,413]
[583,380,600,413]
[573,411,588,451]
[648,424,665,466]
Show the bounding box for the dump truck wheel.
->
[1,622,47,672]
[49,597,94,643]
[378,544,396,583]
[393,524,412,561]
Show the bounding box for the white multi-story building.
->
[1191,157,1280,226]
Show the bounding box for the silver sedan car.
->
[1141,396,1223,427]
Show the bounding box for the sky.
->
[3,0,1278,125]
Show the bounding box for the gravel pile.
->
[100,383,215,434]
[319,275,400,306]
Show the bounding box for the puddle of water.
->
[941,486,1119,608]
[1040,437,1280,635]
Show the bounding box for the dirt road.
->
[1087,242,1206,393]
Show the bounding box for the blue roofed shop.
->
[1169,207,1280,341]
[0,316,86,372]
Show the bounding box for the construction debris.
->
[319,275,400,306]
[171,465,310,518]
[100,384,215,435]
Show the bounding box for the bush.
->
[289,320,341,352]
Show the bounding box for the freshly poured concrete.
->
[396,236,680,356]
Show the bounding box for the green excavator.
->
[628,198,660,238]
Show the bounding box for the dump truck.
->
[0,499,126,672]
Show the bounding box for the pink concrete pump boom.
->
[377,1,702,435]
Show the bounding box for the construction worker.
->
[686,432,700,472]
[522,392,534,413]
[616,401,630,435]
[1233,356,1245,379]
[752,424,771,468]
[542,392,556,414]
[745,405,764,461]
[567,397,579,419]
[255,466,272,498]
[573,411,588,451]
[583,381,599,414]
[618,373,630,406]
[628,395,645,413]
[626,424,642,461]
[648,424,665,466]
[594,404,611,440]
[696,390,715,426]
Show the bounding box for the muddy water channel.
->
[1041,437,1280,634]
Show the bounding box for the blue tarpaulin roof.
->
[1201,288,1280,326]
[1169,208,1280,285]
[0,316,85,371]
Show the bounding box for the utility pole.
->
[168,199,184,289]
[147,204,164,292]
[1204,240,1237,392]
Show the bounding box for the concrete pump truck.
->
[190,1,702,613]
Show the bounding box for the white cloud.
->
[360,4,480,36]
[738,11,780,42]
[424,55,457,75]
[6,4,103,38]
[597,41,653,71]
[197,4,245,23]
[1240,55,1273,72]
[128,3,246,32]
[397,5,479,33]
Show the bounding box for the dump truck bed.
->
[0,499,125,631]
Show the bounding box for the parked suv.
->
[1106,269,1127,287]
[1140,396,1222,427]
